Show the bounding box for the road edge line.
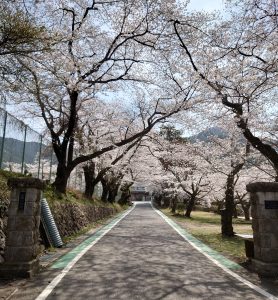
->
[152,205,278,300]
[35,205,136,300]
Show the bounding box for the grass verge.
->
[161,209,252,264]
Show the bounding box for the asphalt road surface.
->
[16,202,277,300]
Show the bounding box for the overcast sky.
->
[187,0,224,12]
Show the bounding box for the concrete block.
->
[25,189,39,203]
[254,246,261,260]
[0,258,40,278]
[252,259,278,277]
[7,201,19,216]
[258,219,278,233]
[14,216,34,231]
[265,192,276,202]
[259,234,271,248]
[252,219,259,232]
[257,192,266,203]
[23,201,36,216]
[9,246,35,262]
[6,217,16,231]
[250,192,259,206]
[260,247,278,262]
[21,232,35,246]
[251,205,259,219]
[5,231,23,246]
[270,234,278,248]
[260,208,278,219]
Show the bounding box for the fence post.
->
[37,135,43,178]
[49,150,53,181]
[0,111,7,169]
[21,125,27,174]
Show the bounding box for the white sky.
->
[187,0,224,11]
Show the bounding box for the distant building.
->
[130,185,151,201]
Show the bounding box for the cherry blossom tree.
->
[172,0,278,180]
[76,101,144,198]
[144,126,212,216]
[5,0,202,193]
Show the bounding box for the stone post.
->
[0,177,44,278]
[246,182,278,277]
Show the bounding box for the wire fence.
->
[0,107,87,192]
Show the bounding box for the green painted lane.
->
[51,208,132,269]
[156,208,242,270]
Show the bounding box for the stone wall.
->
[0,184,9,263]
[49,202,118,237]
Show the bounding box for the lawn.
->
[161,209,253,264]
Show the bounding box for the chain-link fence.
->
[0,108,57,180]
[0,107,95,193]
[0,108,52,178]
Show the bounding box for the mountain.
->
[0,137,52,165]
[189,127,228,143]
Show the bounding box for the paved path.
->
[15,203,277,299]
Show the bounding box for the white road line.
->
[35,205,136,300]
[152,205,278,300]
[6,288,18,300]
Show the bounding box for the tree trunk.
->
[118,183,133,205]
[221,157,245,236]
[52,162,70,193]
[163,196,170,208]
[107,186,119,203]
[221,174,235,236]
[118,190,130,205]
[233,204,238,218]
[101,178,109,202]
[51,90,79,194]
[241,202,251,221]
[243,207,250,221]
[83,161,96,199]
[153,195,161,207]
[171,197,177,214]
[185,195,196,218]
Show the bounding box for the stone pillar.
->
[0,177,44,278]
[246,182,278,277]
